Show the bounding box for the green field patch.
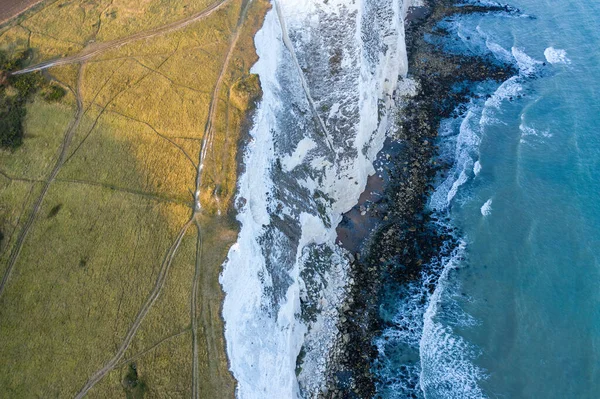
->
[0,97,75,178]
[0,0,269,396]
[0,182,190,397]
[59,108,197,203]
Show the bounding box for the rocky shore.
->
[320,1,518,397]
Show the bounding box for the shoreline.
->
[326,1,518,396]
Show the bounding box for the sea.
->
[376,0,600,398]
[219,0,600,397]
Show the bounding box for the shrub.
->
[0,49,52,150]
[43,84,67,102]
[0,100,26,149]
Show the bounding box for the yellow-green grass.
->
[89,230,199,398]
[0,180,43,278]
[59,103,199,205]
[1,0,218,47]
[0,0,269,396]
[0,183,192,397]
[88,214,240,398]
[199,0,270,214]
[0,97,76,179]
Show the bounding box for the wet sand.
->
[336,138,403,253]
[0,0,43,25]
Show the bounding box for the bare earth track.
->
[12,0,232,75]
[74,220,193,399]
[1,0,261,396]
[0,63,85,299]
[0,0,44,25]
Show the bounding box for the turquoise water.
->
[451,0,600,397]
[377,0,600,397]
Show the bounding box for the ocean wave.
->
[519,114,552,145]
[430,109,480,211]
[393,10,545,399]
[473,160,482,176]
[544,47,571,65]
[480,198,493,216]
[419,242,488,399]
[375,233,487,398]
[511,47,544,77]
[480,45,546,126]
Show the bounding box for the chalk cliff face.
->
[220,0,412,397]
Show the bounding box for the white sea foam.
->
[420,24,540,399]
[432,37,546,212]
[519,122,552,139]
[519,114,552,144]
[419,242,487,399]
[473,160,482,176]
[481,198,493,216]
[221,0,413,397]
[477,26,512,63]
[375,233,486,398]
[512,47,543,77]
[483,76,522,111]
[481,46,544,126]
[430,109,480,211]
[544,47,571,64]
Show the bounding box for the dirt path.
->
[2,1,254,396]
[75,0,253,391]
[0,63,85,300]
[0,0,44,25]
[74,219,193,399]
[0,54,171,300]
[194,0,252,210]
[114,328,191,370]
[191,221,203,399]
[188,3,252,396]
[12,0,231,75]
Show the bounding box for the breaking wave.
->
[375,14,548,399]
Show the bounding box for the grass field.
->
[0,0,269,397]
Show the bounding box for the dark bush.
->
[0,49,49,150]
[11,72,44,97]
[0,101,26,149]
[43,84,66,102]
[47,204,63,218]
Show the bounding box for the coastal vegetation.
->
[0,0,269,397]
[0,49,47,149]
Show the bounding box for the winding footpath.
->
[74,220,193,399]
[191,1,253,395]
[12,0,232,75]
[73,1,253,397]
[0,64,85,299]
[1,0,254,396]
[194,0,252,210]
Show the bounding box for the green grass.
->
[0,49,58,149]
[0,0,269,396]
[0,97,75,177]
[0,182,190,397]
